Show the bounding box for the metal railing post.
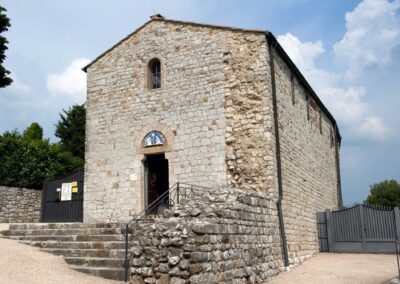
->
[396,241,400,279]
[124,223,129,283]
[121,182,208,283]
[176,182,180,205]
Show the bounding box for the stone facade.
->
[129,186,283,283]
[0,186,42,223]
[84,15,341,275]
[84,18,284,222]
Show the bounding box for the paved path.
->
[268,253,398,284]
[0,224,121,284]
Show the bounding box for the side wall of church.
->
[272,47,340,263]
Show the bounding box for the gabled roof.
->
[82,15,341,142]
[82,14,265,72]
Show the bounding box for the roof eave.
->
[265,32,341,142]
[82,17,265,73]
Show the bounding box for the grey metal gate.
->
[317,204,400,253]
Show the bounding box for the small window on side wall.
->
[290,75,295,105]
[148,58,161,89]
[319,110,323,134]
[330,128,334,148]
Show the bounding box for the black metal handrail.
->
[121,182,209,282]
[396,241,400,280]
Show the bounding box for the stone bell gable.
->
[83,15,341,264]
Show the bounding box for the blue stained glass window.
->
[143,131,165,147]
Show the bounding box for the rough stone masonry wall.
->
[223,33,277,194]
[0,186,42,223]
[272,48,339,263]
[129,187,283,284]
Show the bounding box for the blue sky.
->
[1,0,399,204]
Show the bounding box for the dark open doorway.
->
[144,153,169,214]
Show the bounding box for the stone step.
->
[7,227,121,236]
[21,241,125,250]
[9,222,121,230]
[0,230,10,237]
[41,248,125,258]
[70,266,125,281]
[64,257,125,268]
[10,234,124,242]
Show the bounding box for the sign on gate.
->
[317,204,400,253]
[61,183,72,201]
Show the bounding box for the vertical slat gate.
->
[318,204,399,253]
[41,169,84,222]
[317,212,328,252]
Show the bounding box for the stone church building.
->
[82,15,342,279]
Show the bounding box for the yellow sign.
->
[72,187,78,193]
[71,181,78,187]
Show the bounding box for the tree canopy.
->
[23,122,43,141]
[365,180,400,207]
[0,124,82,189]
[0,5,12,87]
[55,104,85,162]
[0,105,86,189]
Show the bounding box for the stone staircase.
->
[0,223,126,281]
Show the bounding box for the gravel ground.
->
[267,253,398,284]
[0,224,121,284]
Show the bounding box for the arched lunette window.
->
[148,58,161,89]
[143,131,165,147]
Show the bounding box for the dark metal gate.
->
[317,204,400,253]
[41,169,84,222]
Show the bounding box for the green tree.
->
[0,5,12,87]
[0,124,82,189]
[55,104,85,162]
[22,122,43,141]
[365,180,400,207]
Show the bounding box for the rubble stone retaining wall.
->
[129,187,285,283]
[0,186,42,223]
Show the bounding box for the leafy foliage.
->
[0,5,12,87]
[365,180,400,207]
[0,122,82,189]
[55,104,85,161]
[23,122,43,141]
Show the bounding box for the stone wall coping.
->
[0,186,40,191]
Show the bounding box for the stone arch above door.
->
[134,123,175,155]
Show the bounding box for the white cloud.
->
[321,86,368,123]
[277,33,369,124]
[333,0,400,79]
[47,58,90,102]
[355,116,390,141]
[278,23,391,141]
[8,72,32,94]
[277,33,325,71]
